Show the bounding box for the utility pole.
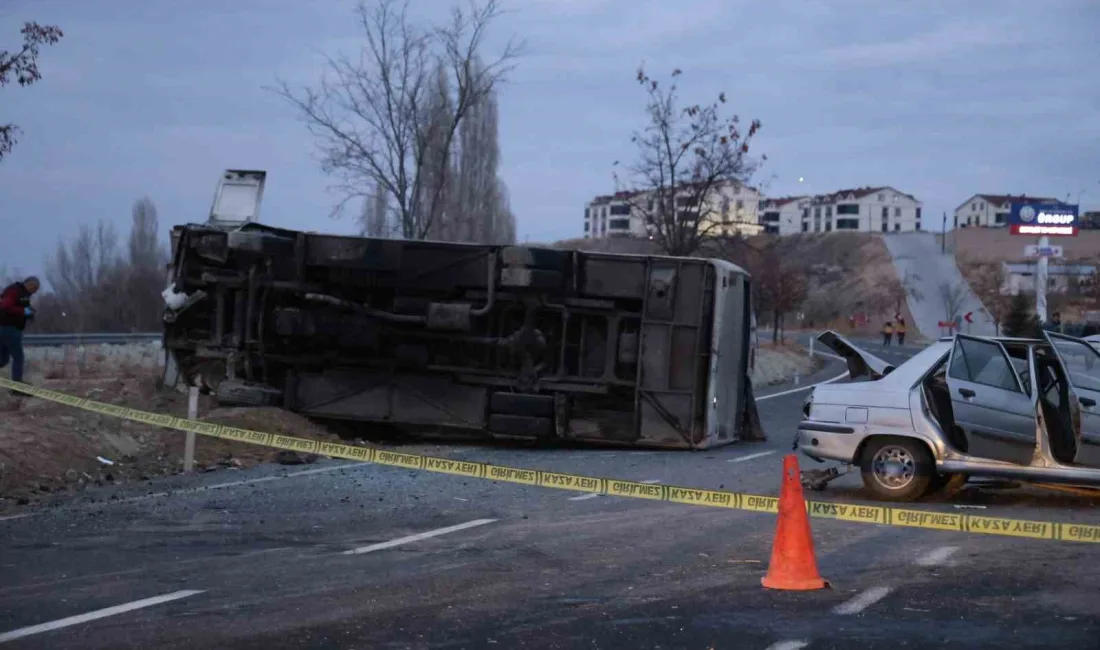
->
[1036,234,1049,323]
[941,212,947,254]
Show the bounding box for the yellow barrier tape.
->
[3,376,1100,543]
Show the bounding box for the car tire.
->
[859,437,934,502]
[929,472,968,496]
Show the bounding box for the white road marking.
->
[0,589,204,644]
[727,450,776,463]
[833,586,892,615]
[915,546,959,567]
[0,513,33,522]
[757,371,849,401]
[766,642,809,650]
[568,493,600,501]
[344,519,497,555]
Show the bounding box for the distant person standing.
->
[0,276,40,394]
[882,321,894,347]
[1043,311,1063,334]
[896,318,907,346]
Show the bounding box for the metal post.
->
[941,212,947,254]
[1036,235,1050,323]
[184,386,198,473]
[809,337,815,359]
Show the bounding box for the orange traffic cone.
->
[761,454,829,590]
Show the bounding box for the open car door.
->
[816,331,896,380]
[944,334,1036,465]
[1043,332,1100,467]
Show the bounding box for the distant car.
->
[796,330,1100,501]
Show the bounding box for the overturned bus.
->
[161,170,762,449]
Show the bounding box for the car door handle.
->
[958,388,976,399]
[1082,397,1097,408]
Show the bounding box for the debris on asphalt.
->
[274,451,321,465]
[96,456,115,466]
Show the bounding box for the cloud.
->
[807,21,1021,68]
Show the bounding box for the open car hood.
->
[816,330,896,381]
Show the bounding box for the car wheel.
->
[929,472,968,496]
[859,438,934,502]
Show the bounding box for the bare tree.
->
[445,66,516,245]
[361,181,391,237]
[749,239,807,343]
[420,63,456,240]
[487,182,517,244]
[272,0,521,240]
[1,22,63,161]
[938,280,969,323]
[615,67,763,257]
[46,221,122,332]
[882,268,923,316]
[123,198,169,330]
[961,260,1009,334]
[40,200,168,333]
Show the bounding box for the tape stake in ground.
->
[3,375,1100,544]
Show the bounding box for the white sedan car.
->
[797,330,1100,501]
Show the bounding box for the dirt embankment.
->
[951,228,1100,264]
[0,352,349,512]
[752,343,821,387]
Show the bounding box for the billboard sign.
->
[1009,201,1079,236]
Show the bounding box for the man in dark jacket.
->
[0,276,40,391]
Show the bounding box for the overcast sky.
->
[1,0,1098,278]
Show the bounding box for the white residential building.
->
[953,193,1063,229]
[583,181,763,240]
[758,196,808,235]
[1001,262,1096,295]
[793,186,924,234]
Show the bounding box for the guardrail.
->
[23,333,162,347]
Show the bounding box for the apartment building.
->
[953,193,1065,229]
[758,196,809,235]
[584,191,644,239]
[793,186,924,234]
[1001,262,1097,295]
[583,180,763,240]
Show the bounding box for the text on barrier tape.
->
[2,376,1099,543]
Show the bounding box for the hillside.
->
[950,228,1100,264]
[950,229,1100,325]
[548,234,915,338]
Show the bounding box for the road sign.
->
[938,320,956,328]
[964,311,973,324]
[1025,244,1064,258]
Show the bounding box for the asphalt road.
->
[2,340,1099,649]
